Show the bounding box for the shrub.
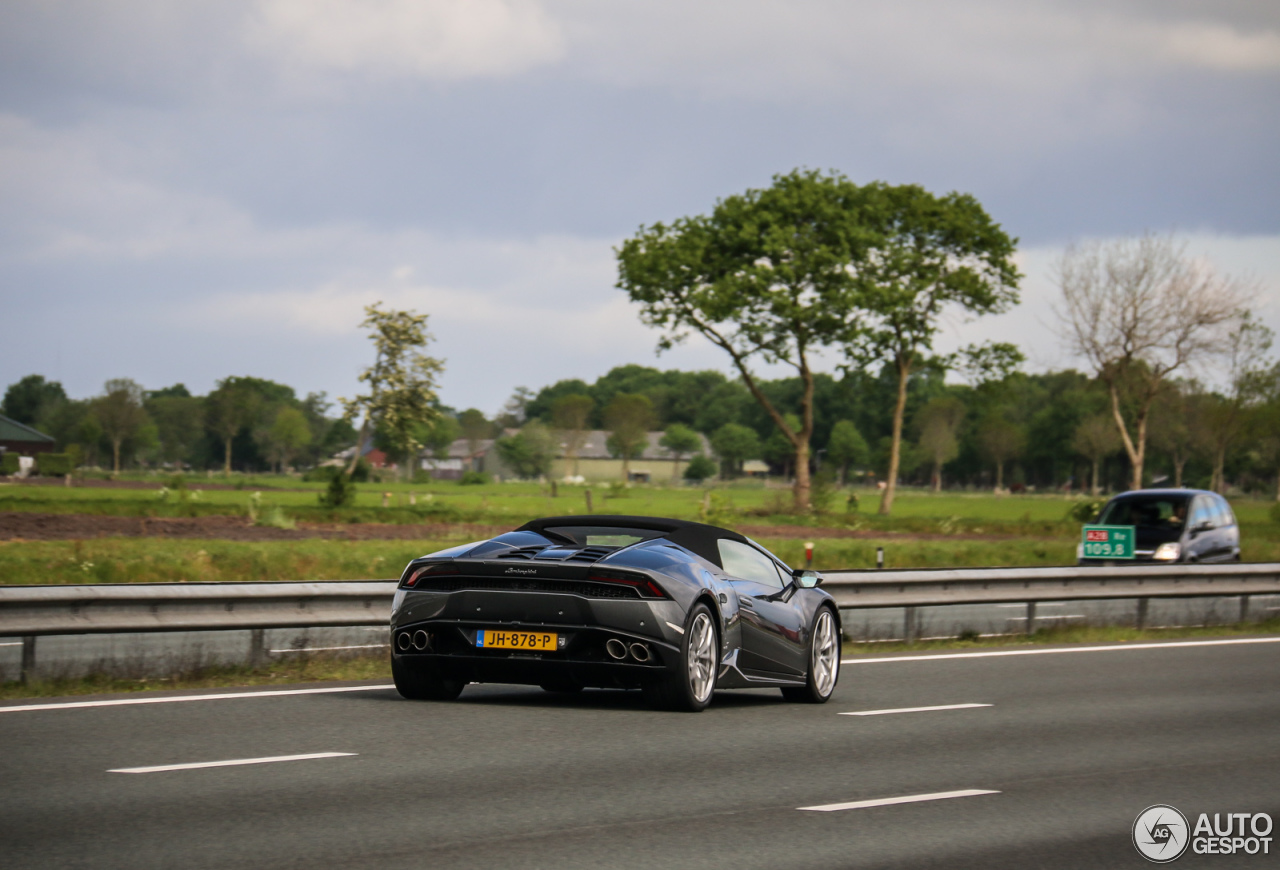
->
[683,454,717,483]
[0,453,19,475]
[458,470,487,485]
[36,453,72,476]
[1067,497,1107,523]
[317,469,357,508]
[1270,501,1280,524]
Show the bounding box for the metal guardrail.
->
[2,564,1277,681]
[819,563,1280,641]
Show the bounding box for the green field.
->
[1,476,1276,584]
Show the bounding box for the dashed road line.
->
[840,703,991,716]
[842,636,1280,665]
[799,789,1000,812]
[0,684,395,714]
[109,752,356,774]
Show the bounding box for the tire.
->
[392,655,466,701]
[643,603,718,712]
[782,607,840,704]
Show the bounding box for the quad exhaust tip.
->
[411,630,430,651]
[605,638,628,660]
[396,632,411,651]
[629,643,651,662]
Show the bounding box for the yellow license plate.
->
[476,629,559,651]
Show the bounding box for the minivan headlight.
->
[1153,543,1181,561]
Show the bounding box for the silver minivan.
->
[1078,488,1241,565]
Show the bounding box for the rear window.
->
[543,526,664,547]
[1099,496,1190,529]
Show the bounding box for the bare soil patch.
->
[0,512,507,542]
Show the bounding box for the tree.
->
[762,413,802,478]
[419,414,461,474]
[977,413,1025,492]
[1198,314,1274,493]
[1072,414,1122,496]
[93,379,147,475]
[551,394,594,478]
[146,394,204,468]
[206,378,261,476]
[710,423,761,479]
[617,169,872,510]
[604,393,655,480]
[915,396,965,492]
[683,454,717,483]
[267,407,312,473]
[341,303,445,478]
[847,184,1021,515]
[1147,382,1194,488]
[2,375,67,426]
[659,423,701,480]
[826,420,869,485]
[457,409,494,469]
[1054,234,1251,490]
[495,420,555,479]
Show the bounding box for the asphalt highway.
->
[2,638,1278,869]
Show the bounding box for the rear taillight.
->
[587,568,669,599]
[403,563,461,588]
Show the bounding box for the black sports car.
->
[390,515,841,711]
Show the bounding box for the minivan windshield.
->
[1098,496,1190,530]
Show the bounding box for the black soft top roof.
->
[515,515,746,569]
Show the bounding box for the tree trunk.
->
[931,459,941,493]
[1212,448,1227,495]
[112,440,122,476]
[1174,456,1186,488]
[793,439,810,510]
[672,454,681,481]
[223,437,232,477]
[995,460,1005,492]
[878,360,910,515]
[1090,459,1100,496]
[346,420,369,477]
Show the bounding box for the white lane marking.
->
[665,621,685,634]
[799,789,1000,812]
[110,752,356,774]
[840,703,991,717]
[269,644,389,653]
[842,636,1280,665]
[0,684,395,714]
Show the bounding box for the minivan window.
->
[1216,497,1237,527]
[1099,496,1189,530]
[1189,497,1215,530]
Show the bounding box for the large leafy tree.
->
[93,378,147,475]
[551,394,594,478]
[826,420,869,485]
[617,169,873,510]
[659,422,701,481]
[604,393,656,480]
[710,422,761,479]
[206,378,262,476]
[915,396,965,492]
[341,303,445,478]
[848,184,1021,514]
[1054,233,1250,490]
[2,375,67,426]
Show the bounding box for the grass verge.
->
[0,651,391,700]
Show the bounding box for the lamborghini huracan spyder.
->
[390,515,841,711]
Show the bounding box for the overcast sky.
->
[2,0,1277,414]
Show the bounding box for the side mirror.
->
[792,569,822,588]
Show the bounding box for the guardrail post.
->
[1025,601,1037,635]
[1239,594,1250,624]
[1136,597,1149,630]
[21,636,35,684]
[904,607,917,644]
[249,629,266,668]
[876,547,885,570]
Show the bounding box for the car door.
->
[1184,496,1217,562]
[717,539,806,676]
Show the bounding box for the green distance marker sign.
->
[1081,525,1136,559]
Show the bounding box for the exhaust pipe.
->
[412,630,431,651]
[605,638,628,660]
[396,632,411,651]
[629,643,651,663]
